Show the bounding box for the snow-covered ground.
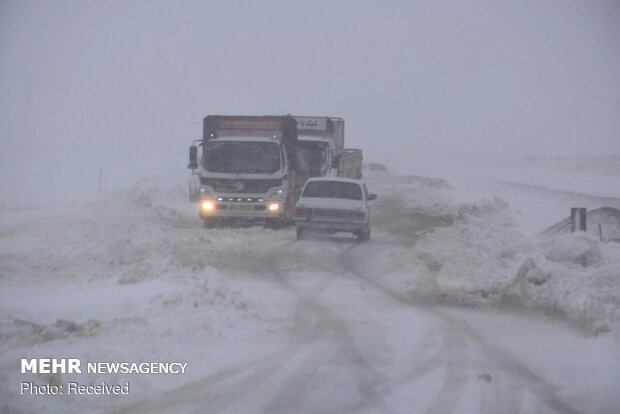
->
[395,154,620,236]
[1,159,619,413]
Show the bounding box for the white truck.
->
[187,115,301,228]
[294,116,363,179]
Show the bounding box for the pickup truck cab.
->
[293,177,377,241]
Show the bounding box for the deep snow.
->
[1,160,619,413]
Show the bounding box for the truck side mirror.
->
[368,194,377,201]
[187,146,198,169]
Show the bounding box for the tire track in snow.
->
[340,241,580,414]
[336,242,470,413]
[262,241,394,414]
[114,240,315,414]
[273,238,474,413]
[114,349,303,414]
[122,240,394,414]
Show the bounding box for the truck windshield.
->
[302,181,362,201]
[298,141,328,177]
[204,141,281,174]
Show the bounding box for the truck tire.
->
[296,227,304,240]
[265,218,286,230]
[203,217,216,229]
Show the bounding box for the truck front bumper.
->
[199,198,283,220]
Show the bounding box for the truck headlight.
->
[201,200,215,211]
[268,203,280,212]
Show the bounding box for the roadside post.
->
[98,169,103,194]
[570,208,587,233]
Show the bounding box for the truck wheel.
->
[296,227,304,240]
[265,218,286,229]
[203,218,216,229]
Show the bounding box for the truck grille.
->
[200,178,282,194]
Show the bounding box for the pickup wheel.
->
[296,227,304,240]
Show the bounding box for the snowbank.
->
[0,181,286,413]
[414,198,620,334]
[361,171,620,335]
[515,233,619,334]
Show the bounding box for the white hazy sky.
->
[1,0,619,203]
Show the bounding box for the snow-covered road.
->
[1,172,619,413]
[118,231,619,413]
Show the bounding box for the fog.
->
[1,0,619,207]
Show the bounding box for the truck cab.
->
[294,116,362,180]
[297,137,333,177]
[188,115,299,228]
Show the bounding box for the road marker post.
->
[570,208,587,233]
